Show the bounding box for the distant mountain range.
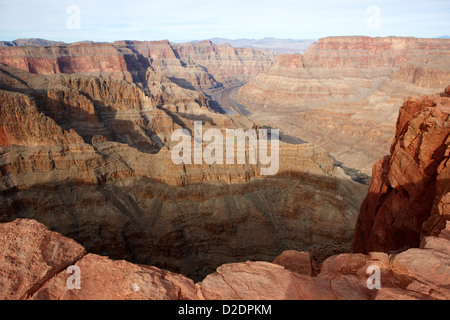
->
[0,37,316,53]
[206,37,316,53]
[3,37,449,51]
[0,38,108,47]
[0,38,65,47]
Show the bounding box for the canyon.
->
[0,37,449,300]
[235,36,450,174]
[0,41,365,282]
[0,39,276,95]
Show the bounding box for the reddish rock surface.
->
[1,39,448,301]
[0,63,366,282]
[235,36,450,173]
[273,250,312,276]
[0,40,275,95]
[0,219,86,300]
[1,219,449,300]
[32,254,202,300]
[354,88,450,253]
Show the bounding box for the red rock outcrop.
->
[0,219,86,300]
[0,43,132,78]
[235,36,450,173]
[0,90,84,147]
[2,219,449,300]
[354,88,450,253]
[272,250,313,276]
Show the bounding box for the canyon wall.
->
[354,87,450,253]
[0,42,449,300]
[0,40,276,95]
[2,87,448,300]
[235,36,450,173]
[0,62,366,281]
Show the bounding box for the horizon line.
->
[1,35,450,45]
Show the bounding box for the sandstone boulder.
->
[1,219,450,300]
[273,250,312,275]
[32,254,201,300]
[0,219,86,300]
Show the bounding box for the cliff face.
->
[0,40,276,95]
[354,87,450,253]
[0,43,449,299]
[2,87,447,300]
[235,36,450,173]
[0,43,132,78]
[0,63,366,281]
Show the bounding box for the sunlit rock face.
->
[354,87,450,253]
[2,219,450,300]
[235,36,450,174]
[0,38,449,300]
[0,40,276,94]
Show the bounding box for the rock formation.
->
[0,40,276,96]
[0,59,366,281]
[2,219,449,300]
[208,37,315,54]
[354,87,450,253]
[235,36,450,174]
[0,39,449,299]
[1,88,447,299]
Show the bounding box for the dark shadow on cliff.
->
[353,172,450,255]
[122,45,152,90]
[33,94,163,154]
[0,169,365,282]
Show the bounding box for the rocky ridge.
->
[0,40,276,96]
[235,36,450,173]
[1,218,449,300]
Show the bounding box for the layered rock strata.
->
[0,64,366,281]
[2,219,449,300]
[354,87,450,253]
[235,36,450,173]
[1,76,448,301]
[0,40,276,95]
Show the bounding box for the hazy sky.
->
[0,0,449,42]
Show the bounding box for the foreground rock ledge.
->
[0,219,449,300]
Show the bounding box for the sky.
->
[0,0,449,43]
